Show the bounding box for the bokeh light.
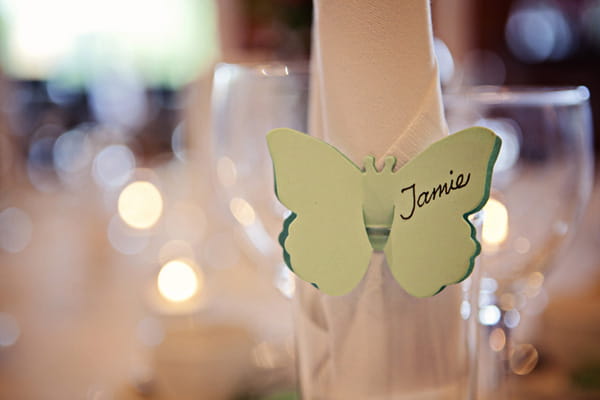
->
[229,197,255,226]
[481,277,499,293]
[434,38,455,85]
[27,136,57,193]
[489,327,506,352]
[504,309,521,329]
[0,312,21,347]
[528,272,545,289]
[0,207,33,253]
[118,181,163,229]
[460,300,471,320]
[479,304,502,326]
[476,118,521,174]
[217,156,238,188]
[93,145,135,190]
[171,122,186,162]
[499,293,516,311]
[157,259,202,303]
[510,344,539,375]
[505,2,574,63]
[483,198,509,248]
[275,266,295,298]
[53,128,93,174]
[89,68,147,130]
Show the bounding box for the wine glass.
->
[206,62,312,396]
[210,62,491,399]
[444,86,594,399]
[209,62,309,284]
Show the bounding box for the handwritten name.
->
[399,170,471,220]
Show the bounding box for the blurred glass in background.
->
[0,0,598,399]
[0,0,219,183]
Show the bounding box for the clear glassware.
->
[444,86,594,399]
[210,63,482,399]
[209,62,309,289]
[294,242,481,400]
[207,62,312,395]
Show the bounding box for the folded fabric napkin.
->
[295,1,471,398]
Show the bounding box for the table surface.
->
[0,164,599,400]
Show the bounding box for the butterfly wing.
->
[385,127,501,297]
[267,128,372,296]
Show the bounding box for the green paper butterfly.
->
[267,127,501,297]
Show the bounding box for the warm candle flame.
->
[229,197,256,226]
[157,259,201,303]
[118,181,163,229]
[482,198,509,247]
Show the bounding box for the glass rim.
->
[215,61,309,77]
[444,85,590,106]
[213,65,590,106]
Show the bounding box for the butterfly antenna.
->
[363,156,377,173]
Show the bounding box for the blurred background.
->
[0,0,599,399]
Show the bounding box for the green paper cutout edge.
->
[278,212,296,273]
[267,127,501,297]
[430,133,501,296]
[279,212,320,289]
[381,127,501,297]
[269,128,371,295]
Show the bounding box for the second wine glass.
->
[445,86,594,399]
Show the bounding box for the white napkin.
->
[295,1,472,398]
[309,0,447,165]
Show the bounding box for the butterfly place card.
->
[267,127,501,297]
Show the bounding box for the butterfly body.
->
[361,156,397,250]
[267,127,501,297]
